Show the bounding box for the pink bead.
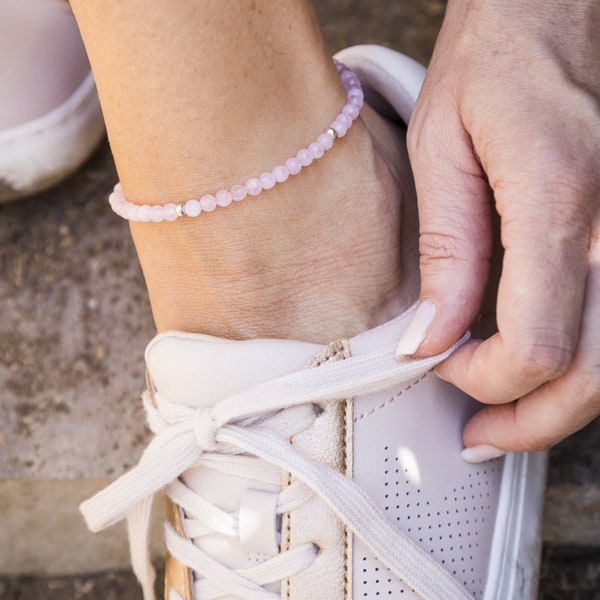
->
[138,205,152,222]
[349,96,363,109]
[164,203,178,221]
[331,120,348,137]
[259,172,276,190]
[272,165,289,183]
[308,142,324,159]
[119,202,130,219]
[200,194,217,212]
[109,62,364,223]
[150,205,164,223]
[337,113,352,129]
[343,78,360,91]
[129,204,141,221]
[317,133,334,150]
[348,88,365,102]
[231,184,247,201]
[185,198,201,217]
[343,103,359,119]
[215,189,233,207]
[296,148,313,167]
[245,178,262,196]
[284,157,302,175]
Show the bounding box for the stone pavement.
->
[0,0,598,598]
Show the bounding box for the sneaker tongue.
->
[145,331,323,408]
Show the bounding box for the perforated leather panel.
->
[352,372,504,598]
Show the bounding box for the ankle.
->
[131,106,419,342]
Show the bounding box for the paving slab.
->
[0,144,153,482]
[2,547,599,600]
[0,479,165,576]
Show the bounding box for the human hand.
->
[397,0,600,457]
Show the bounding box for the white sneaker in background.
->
[0,0,105,202]
[80,46,547,600]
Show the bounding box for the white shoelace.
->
[80,333,472,600]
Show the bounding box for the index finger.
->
[436,207,588,404]
[461,258,600,452]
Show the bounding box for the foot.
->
[81,46,547,600]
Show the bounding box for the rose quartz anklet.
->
[108,60,364,222]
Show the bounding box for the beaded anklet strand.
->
[108,60,364,222]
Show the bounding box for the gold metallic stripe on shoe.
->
[165,497,194,600]
[149,370,194,600]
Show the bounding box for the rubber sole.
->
[485,451,549,599]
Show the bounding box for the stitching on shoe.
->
[284,468,293,600]
[283,339,351,599]
[345,399,353,600]
[343,398,350,600]
[353,372,429,422]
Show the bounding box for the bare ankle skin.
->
[132,107,419,341]
[71,0,419,342]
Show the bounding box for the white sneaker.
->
[80,46,547,600]
[0,0,105,201]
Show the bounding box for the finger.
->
[461,255,600,453]
[397,93,494,357]
[436,174,590,403]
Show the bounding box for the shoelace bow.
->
[80,334,472,600]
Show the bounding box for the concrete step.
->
[0,479,164,575]
[0,145,159,575]
[3,548,595,600]
[5,547,596,600]
[1,147,599,579]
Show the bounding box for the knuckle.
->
[495,165,594,229]
[418,227,483,268]
[419,230,463,263]
[507,330,576,382]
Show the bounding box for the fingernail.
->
[461,445,506,464]
[396,300,437,357]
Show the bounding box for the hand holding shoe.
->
[400,0,600,454]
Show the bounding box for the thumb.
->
[397,108,493,357]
